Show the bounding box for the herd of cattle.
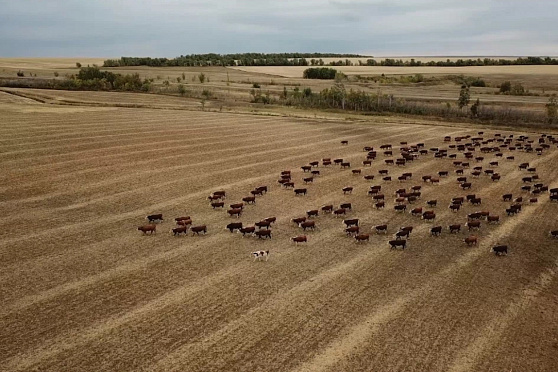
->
[138,130,558,259]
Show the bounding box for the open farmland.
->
[1,101,558,372]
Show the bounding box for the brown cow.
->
[430,226,442,236]
[292,235,308,244]
[175,216,191,222]
[138,224,156,234]
[255,220,272,229]
[227,208,242,218]
[340,203,352,210]
[291,217,307,225]
[251,189,264,197]
[375,225,388,234]
[307,209,319,218]
[464,235,478,246]
[342,186,354,194]
[389,240,407,249]
[394,204,407,212]
[294,188,307,196]
[240,226,256,236]
[491,245,508,255]
[449,224,461,233]
[467,221,481,231]
[343,218,359,227]
[355,234,370,243]
[191,225,207,235]
[171,226,188,236]
[352,169,362,175]
[345,226,360,236]
[230,203,244,210]
[488,215,500,224]
[333,208,347,217]
[213,190,226,198]
[410,207,423,217]
[299,221,316,231]
[255,229,272,239]
[146,214,163,223]
[264,216,277,224]
[176,219,192,227]
[242,196,256,204]
[226,222,243,233]
[321,205,333,213]
[422,212,436,221]
[211,201,225,209]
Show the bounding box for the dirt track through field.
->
[1,103,558,372]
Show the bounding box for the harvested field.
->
[1,102,558,372]
[232,65,558,78]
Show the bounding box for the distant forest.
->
[103,54,558,68]
[103,53,367,67]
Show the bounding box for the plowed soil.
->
[1,103,558,372]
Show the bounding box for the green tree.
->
[470,98,480,117]
[198,73,206,83]
[546,94,558,123]
[177,84,186,96]
[511,83,525,95]
[458,84,470,110]
[499,81,512,94]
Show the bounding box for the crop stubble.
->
[1,104,558,372]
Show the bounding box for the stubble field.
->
[1,101,558,372]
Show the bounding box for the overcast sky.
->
[1,0,556,57]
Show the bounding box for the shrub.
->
[252,82,260,88]
[16,70,24,77]
[303,67,337,79]
[499,81,512,93]
[470,78,486,87]
[546,95,557,122]
[76,62,82,68]
[177,84,186,96]
[53,71,59,77]
[511,83,525,95]
[198,73,205,83]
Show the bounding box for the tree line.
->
[103,53,367,67]
[1,65,151,92]
[103,55,558,68]
[363,56,558,67]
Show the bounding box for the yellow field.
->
[1,96,558,371]
[231,65,558,78]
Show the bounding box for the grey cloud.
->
[0,0,556,57]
